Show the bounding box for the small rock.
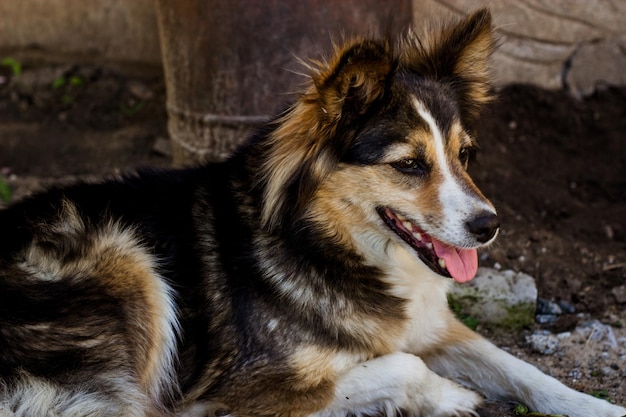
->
[536,314,558,324]
[612,285,626,304]
[152,137,172,158]
[128,81,154,100]
[449,267,537,330]
[569,369,582,380]
[537,298,563,315]
[576,320,618,349]
[557,300,576,314]
[17,66,68,88]
[527,332,560,355]
[600,366,616,376]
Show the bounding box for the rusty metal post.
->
[156,0,412,164]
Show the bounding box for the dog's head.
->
[258,9,498,283]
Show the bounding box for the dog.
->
[1,9,624,417]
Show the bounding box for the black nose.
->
[466,211,500,243]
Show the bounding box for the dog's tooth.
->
[438,258,446,269]
[412,232,422,241]
[402,221,413,231]
[427,242,433,250]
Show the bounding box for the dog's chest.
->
[383,246,454,353]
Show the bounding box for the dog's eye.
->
[459,147,475,168]
[390,159,429,176]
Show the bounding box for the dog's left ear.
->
[403,9,495,123]
[311,39,395,122]
[258,40,395,233]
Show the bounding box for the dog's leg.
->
[311,351,481,417]
[421,320,626,417]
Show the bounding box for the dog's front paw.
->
[401,375,481,417]
[430,379,482,417]
[604,403,626,417]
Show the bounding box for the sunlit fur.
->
[1,8,624,417]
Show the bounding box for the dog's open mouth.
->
[377,207,478,283]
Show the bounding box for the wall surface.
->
[0,0,161,66]
[413,0,626,96]
[1,0,624,95]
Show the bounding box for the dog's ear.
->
[402,9,495,123]
[311,39,395,122]
[258,40,395,233]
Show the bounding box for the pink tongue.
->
[431,240,478,283]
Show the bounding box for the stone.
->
[449,267,537,330]
[152,136,173,158]
[576,320,618,349]
[611,285,626,304]
[412,0,626,96]
[527,332,560,355]
[536,298,563,315]
[557,300,576,314]
[567,36,626,97]
[536,314,558,324]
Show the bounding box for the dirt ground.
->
[0,62,624,416]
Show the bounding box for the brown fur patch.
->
[399,9,495,123]
[259,39,396,232]
[88,234,178,399]
[19,202,178,401]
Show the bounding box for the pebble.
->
[569,369,582,380]
[612,285,626,304]
[601,366,616,376]
[152,137,173,157]
[527,332,560,355]
[576,320,618,349]
[557,300,576,314]
[537,298,563,315]
[17,66,67,88]
[128,81,155,100]
[536,314,558,324]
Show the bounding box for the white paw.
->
[431,380,482,417]
[603,403,626,417]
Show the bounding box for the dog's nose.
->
[466,211,500,243]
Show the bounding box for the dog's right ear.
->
[310,39,395,123]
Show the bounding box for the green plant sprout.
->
[1,57,22,77]
[0,178,12,203]
[513,403,566,416]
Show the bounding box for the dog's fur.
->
[1,9,624,417]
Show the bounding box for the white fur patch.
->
[0,373,148,417]
[412,98,496,247]
[310,352,481,417]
